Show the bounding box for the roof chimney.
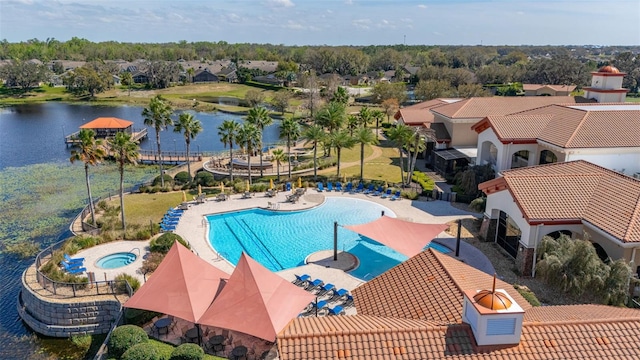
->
[461,275,524,346]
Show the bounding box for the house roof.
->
[239,60,279,73]
[353,249,531,324]
[277,248,640,359]
[479,161,640,242]
[79,117,133,129]
[430,122,451,142]
[522,84,577,92]
[472,114,553,144]
[515,104,640,148]
[431,96,584,119]
[394,98,455,125]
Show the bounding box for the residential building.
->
[522,84,576,96]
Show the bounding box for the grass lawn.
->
[112,192,188,226]
[338,143,374,163]
[318,143,404,183]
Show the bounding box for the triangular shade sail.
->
[198,253,316,342]
[124,242,229,323]
[80,117,133,129]
[345,216,449,258]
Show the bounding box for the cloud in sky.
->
[1,0,638,45]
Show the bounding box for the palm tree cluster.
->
[387,122,435,186]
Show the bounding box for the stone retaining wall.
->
[18,269,122,337]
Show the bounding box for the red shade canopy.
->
[124,242,229,323]
[198,253,316,342]
[345,216,449,258]
[80,117,133,129]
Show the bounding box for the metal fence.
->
[33,240,133,299]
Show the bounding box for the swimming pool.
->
[96,252,137,269]
[207,197,447,279]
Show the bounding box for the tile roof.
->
[473,114,553,143]
[522,84,577,92]
[479,161,640,242]
[514,104,640,148]
[79,117,133,129]
[277,248,640,360]
[432,96,582,119]
[394,99,454,125]
[352,249,531,324]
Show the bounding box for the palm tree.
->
[406,127,435,185]
[109,132,139,235]
[330,129,355,177]
[387,123,413,184]
[279,117,301,179]
[142,95,173,187]
[245,106,273,177]
[354,127,379,180]
[121,72,133,97]
[70,129,105,227]
[315,101,346,156]
[347,115,359,136]
[371,109,384,136]
[237,122,260,184]
[357,106,373,128]
[303,124,326,181]
[271,148,287,182]
[186,67,195,83]
[218,119,240,181]
[173,112,203,181]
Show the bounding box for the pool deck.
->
[75,240,150,283]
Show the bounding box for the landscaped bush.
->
[108,325,149,358]
[70,334,93,352]
[152,174,174,187]
[141,252,165,274]
[121,341,161,360]
[114,273,141,293]
[194,171,215,186]
[514,285,541,306]
[469,197,486,212]
[173,171,191,185]
[150,233,189,254]
[411,171,435,195]
[401,190,419,200]
[124,309,161,327]
[169,343,205,360]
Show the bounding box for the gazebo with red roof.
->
[79,117,134,138]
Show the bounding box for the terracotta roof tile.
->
[79,117,133,129]
[480,161,640,242]
[432,97,581,118]
[394,99,454,125]
[480,114,553,143]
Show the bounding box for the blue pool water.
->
[207,198,451,280]
[96,252,137,269]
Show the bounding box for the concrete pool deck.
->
[74,240,150,283]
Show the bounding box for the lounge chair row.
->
[160,207,184,232]
[317,182,403,200]
[293,274,354,308]
[60,254,86,274]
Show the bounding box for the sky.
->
[1,0,639,46]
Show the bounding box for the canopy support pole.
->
[334,221,338,261]
[455,219,461,257]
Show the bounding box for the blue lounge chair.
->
[305,278,324,291]
[380,188,393,198]
[345,182,353,193]
[328,305,345,316]
[168,207,184,214]
[354,183,364,193]
[342,294,354,307]
[61,261,86,274]
[391,190,402,201]
[293,274,311,286]
[161,224,176,232]
[316,182,324,192]
[335,182,342,192]
[317,283,335,296]
[286,182,291,191]
[327,182,333,191]
[363,184,375,194]
[67,266,87,275]
[330,288,349,301]
[162,220,179,226]
[372,186,383,196]
[64,254,84,263]
[61,260,83,270]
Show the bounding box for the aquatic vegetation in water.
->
[0,162,158,249]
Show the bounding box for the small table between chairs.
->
[209,335,225,353]
[232,345,248,360]
[153,317,172,336]
[185,327,199,343]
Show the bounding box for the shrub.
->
[469,197,486,212]
[170,343,205,360]
[121,342,161,360]
[173,171,191,185]
[134,228,152,240]
[194,171,215,186]
[401,190,419,200]
[108,325,148,358]
[514,285,541,307]
[150,233,189,254]
[114,273,141,293]
[152,174,174,187]
[411,171,436,195]
[141,252,165,274]
[70,334,92,352]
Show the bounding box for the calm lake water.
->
[0,103,271,358]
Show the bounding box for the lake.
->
[0,103,273,358]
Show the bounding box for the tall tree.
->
[406,127,434,185]
[120,72,133,96]
[271,148,287,182]
[371,109,385,137]
[315,101,346,155]
[354,127,378,180]
[414,79,453,101]
[108,132,139,235]
[371,82,407,104]
[270,90,292,114]
[69,129,105,227]
[245,106,273,177]
[0,59,48,93]
[142,95,173,187]
[279,117,301,179]
[387,123,413,184]
[218,119,240,181]
[303,124,326,181]
[63,65,113,97]
[237,122,260,184]
[381,98,399,124]
[245,89,265,107]
[173,112,203,181]
[330,129,355,177]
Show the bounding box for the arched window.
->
[539,150,557,165]
[511,150,529,169]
